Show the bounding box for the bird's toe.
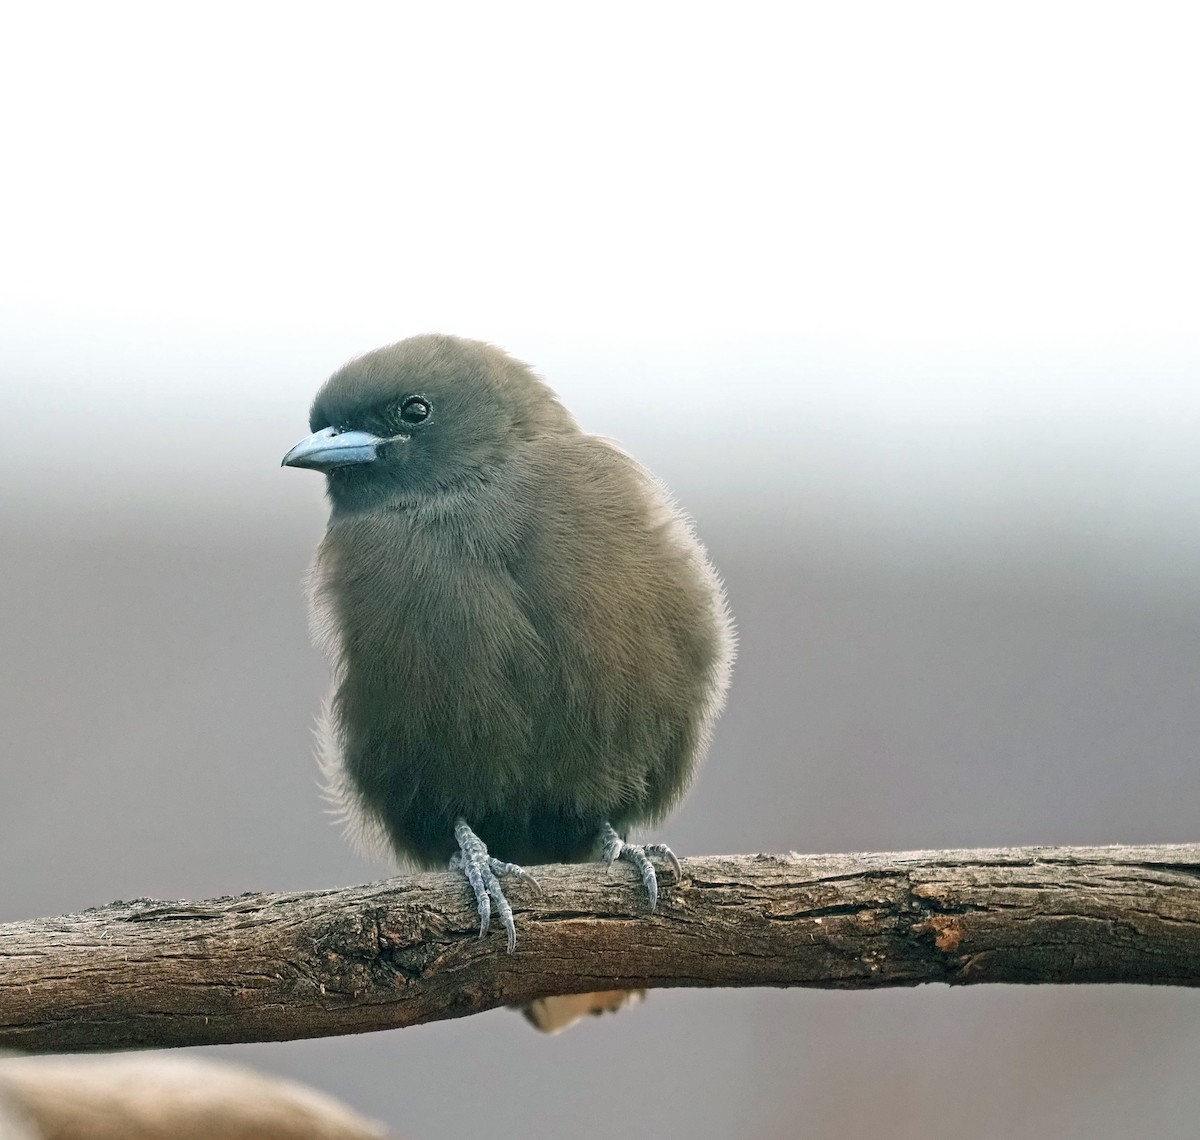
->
[598,824,682,913]
[452,819,534,951]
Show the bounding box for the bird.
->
[282,334,734,1031]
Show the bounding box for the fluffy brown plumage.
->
[284,334,734,1029]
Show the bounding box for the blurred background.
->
[2,3,1199,1137]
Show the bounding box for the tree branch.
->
[3,843,1199,1053]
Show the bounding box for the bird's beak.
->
[281,427,384,471]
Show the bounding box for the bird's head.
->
[282,334,575,513]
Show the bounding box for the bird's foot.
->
[450,819,540,952]
[599,823,682,912]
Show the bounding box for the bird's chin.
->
[323,463,402,515]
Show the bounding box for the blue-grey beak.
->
[281,427,386,471]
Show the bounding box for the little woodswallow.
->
[283,334,734,1030]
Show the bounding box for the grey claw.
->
[598,824,681,913]
[626,845,659,912]
[452,819,533,952]
[489,858,543,895]
[644,842,682,880]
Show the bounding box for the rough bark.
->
[2,844,1199,1053]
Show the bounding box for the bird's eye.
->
[399,397,431,424]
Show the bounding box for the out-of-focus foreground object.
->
[0,1054,389,1140]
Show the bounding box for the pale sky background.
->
[4,2,1199,602]
[3,3,1197,347]
[4,7,1200,1140]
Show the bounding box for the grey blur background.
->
[3,4,1200,1139]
